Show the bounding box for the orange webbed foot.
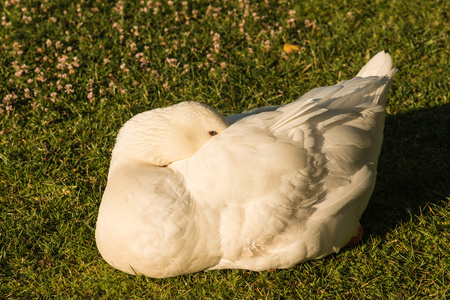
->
[345,225,364,248]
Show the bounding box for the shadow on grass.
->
[363,102,450,236]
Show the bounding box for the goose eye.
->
[209,131,218,136]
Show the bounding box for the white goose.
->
[96,51,396,278]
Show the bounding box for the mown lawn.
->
[1,0,449,298]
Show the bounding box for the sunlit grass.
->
[1,0,449,298]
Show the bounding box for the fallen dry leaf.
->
[283,43,301,54]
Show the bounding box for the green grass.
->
[1,0,449,298]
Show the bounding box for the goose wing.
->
[179,51,396,268]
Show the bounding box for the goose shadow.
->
[362,102,450,237]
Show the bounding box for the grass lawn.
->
[1,0,449,298]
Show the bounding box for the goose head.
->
[109,101,229,170]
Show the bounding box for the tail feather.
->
[356,51,393,77]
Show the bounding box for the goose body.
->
[95,51,396,278]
